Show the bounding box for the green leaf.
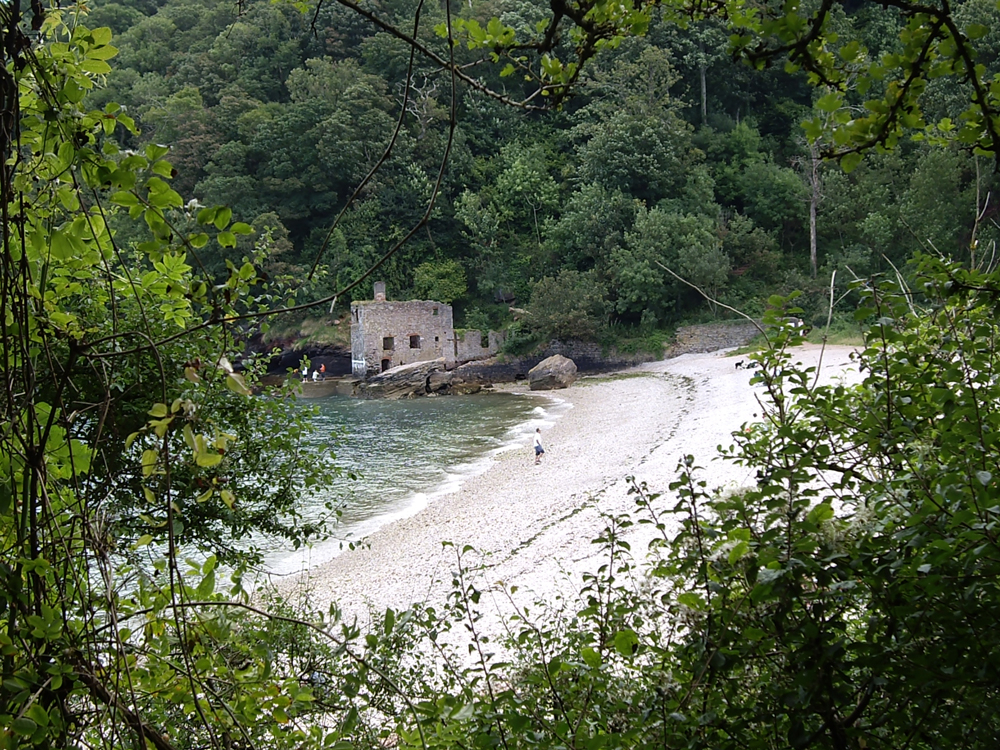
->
[226,373,252,397]
[91,27,113,46]
[3,677,28,692]
[452,703,474,721]
[81,59,112,74]
[966,23,989,39]
[218,231,237,248]
[151,160,174,178]
[195,451,222,468]
[62,78,85,103]
[197,568,216,597]
[677,592,704,610]
[50,229,74,261]
[816,92,841,112]
[728,540,750,565]
[197,206,218,225]
[581,646,601,668]
[613,629,638,657]
[214,207,233,231]
[11,718,36,736]
[26,703,49,727]
[141,449,159,477]
[807,502,834,523]
[145,144,170,161]
[840,152,863,173]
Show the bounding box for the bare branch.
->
[653,260,770,347]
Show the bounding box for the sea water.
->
[266,392,569,574]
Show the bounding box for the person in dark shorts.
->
[533,428,545,465]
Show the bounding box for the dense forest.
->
[85,0,1000,346]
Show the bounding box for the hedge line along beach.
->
[278,344,860,627]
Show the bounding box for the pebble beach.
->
[280,344,860,627]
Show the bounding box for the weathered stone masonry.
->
[351,281,504,378]
[351,298,455,376]
[351,283,507,377]
[454,329,505,364]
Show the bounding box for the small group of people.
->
[298,363,327,382]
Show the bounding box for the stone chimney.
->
[374,281,386,302]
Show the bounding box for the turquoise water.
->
[267,392,567,574]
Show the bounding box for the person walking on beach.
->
[533,428,545,465]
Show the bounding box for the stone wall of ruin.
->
[351,300,455,376]
[454,329,505,364]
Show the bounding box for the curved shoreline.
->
[278,344,859,625]
[266,389,568,575]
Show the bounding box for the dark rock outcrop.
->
[528,354,578,390]
[271,343,352,376]
[452,342,655,386]
[242,332,353,376]
[428,367,484,396]
[359,359,447,399]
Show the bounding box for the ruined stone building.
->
[351,282,503,377]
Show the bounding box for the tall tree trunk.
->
[698,54,708,125]
[809,142,820,278]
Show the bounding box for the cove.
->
[265,391,565,574]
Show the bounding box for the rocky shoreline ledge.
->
[254,320,764,399]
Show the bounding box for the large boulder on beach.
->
[361,358,446,399]
[528,354,577,390]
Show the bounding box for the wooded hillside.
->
[87,0,1000,344]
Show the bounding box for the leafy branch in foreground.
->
[412,0,1000,169]
[0,9,350,748]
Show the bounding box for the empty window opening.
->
[353,309,359,322]
[382,336,394,350]
[432,307,439,316]
[409,335,420,349]
[381,359,391,372]
[479,332,488,348]
[434,336,439,342]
